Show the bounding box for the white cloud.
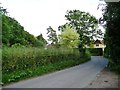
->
[0,0,104,40]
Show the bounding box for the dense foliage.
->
[100,2,120,74]
[1,5,102,85]
[86,48,103,56]
[59,24,80,48]
[2,47,77,73]
[2,47,90,84]
[58,10,103,56]
[2,15,47,47]
[36,34,48,46]
[62,10,102,48]
[0,6,47,47]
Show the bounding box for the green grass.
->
[2,47,90,85]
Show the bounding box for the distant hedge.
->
[86,48,103,56]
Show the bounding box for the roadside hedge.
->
[2,47,80,74]
[86,48,103,56]
[2,47,90,84]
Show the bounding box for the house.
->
[93,39,105,49]
[85,39,106,51]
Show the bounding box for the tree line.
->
[99,2,120,74]
[46,10,102,56]
[1,5,102,52]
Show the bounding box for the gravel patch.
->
[85,68,119,88]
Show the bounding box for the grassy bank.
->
[2,47,90,85]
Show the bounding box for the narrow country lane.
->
[3,56,108,88]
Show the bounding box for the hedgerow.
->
[2,47,90,84]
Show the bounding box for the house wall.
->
[85,44,106,51]
[93,44,106,48]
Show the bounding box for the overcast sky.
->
[1,0,105,39]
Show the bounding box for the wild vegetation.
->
[2,13,47,47]
[2,47,90,84]
[99,2,120,74]
[59,24,80,48]
[58,10,103,55]
[86,48,103,56]
[1,5,102,85]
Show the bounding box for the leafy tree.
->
[2,15,29,46]
[58,23,73,32]
[47,26,58,44]
[64,10,102,50]
[59,24,79,48]
[37,34,47,44]
[100,2,120,64]
[36,34,47,47]
[1,7,46,48]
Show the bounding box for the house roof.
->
[94,39,102,44]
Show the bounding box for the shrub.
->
[2,47,80,74]
[107,59,120,74]
[86,48,103,56]
[11,43,26,48]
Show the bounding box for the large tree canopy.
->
[101,2,120,64]
[1,7,46,47]
[62,10,102,48]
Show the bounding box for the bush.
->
[108,62,120,74]
[2,47,82,73]
[86,48,103,56]
[2,48,79,73]
[11,43,26,48]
